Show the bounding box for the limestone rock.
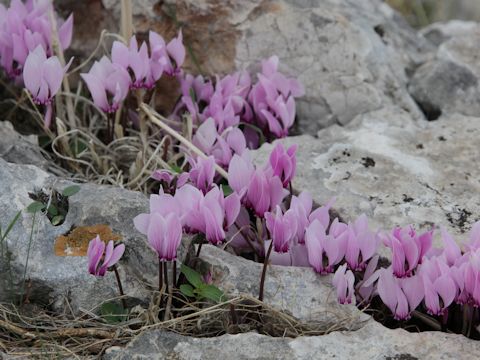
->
[197,245,368,329]
[104,320,480,359]
[253,107,480,246]
[0,159,188,313]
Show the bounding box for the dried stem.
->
[140,103,228,179]
[120,0,133,42]
[48,6,75,128]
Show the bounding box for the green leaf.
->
[47,205,58,216]
[100,302,128,324]
[197,284,225,303]
[179,284,195,298]
[189,87,197,103]
[62,185,80,197]
[69,138,88,156]
[0,210,21,242]
[51,215,64,226]
[221,184,234,197]
[180,264,204,288]
[26,201,45,214]
[170,164,183,174]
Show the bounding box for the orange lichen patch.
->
[54,225,122,256]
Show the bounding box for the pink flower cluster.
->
[328,220,480,321]
[134,178,240,260]
[175,56,304,168]
[0,0,72,80]
[81,31,185,113]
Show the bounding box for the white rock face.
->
[104,320,480,359]
[253,107,480,246]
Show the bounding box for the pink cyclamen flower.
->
[23,45,72,127]
[440,227,462,266]
[357,255,379,302]
[23,46,67,104]
[289,191,313,244]
[267,142,297,187]
[248,56,304,138]
[178,185,240,245]
[265,205,298,253]
[0,1,73,79]
[151,169,189,191]
[419,257,457,316]
[333,264,355,304]
[147,212,183,261]
[189,156,216,194]
[305,219,347,274]
[112,36,150,89]
[383,225,433,278]
[464,249,480,307]
[81,56,131,113]
[344,214,379,271]
[149,30,185,76]
[376,268,424,320]
[87,235,125,277]
[228,151,255,197]
[246,168,288,217]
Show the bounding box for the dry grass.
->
[0,293,366,359]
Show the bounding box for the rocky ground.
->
[2,0,480,359]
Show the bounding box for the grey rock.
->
[0,121,48,169]
[0,159,186,313]
[197,245,368,328]
[253,107,480,246]
[409,23,480,118]
[104,320,480,359]
[420,20,480,46]
[235,0,430,132]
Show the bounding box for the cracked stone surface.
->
[103,320,480,360]
[58,0,430,132]
[253,107,480,246]
[197,245,368,329]
[0,157,188,313]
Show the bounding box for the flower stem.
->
[196,243,203,258]
[113,266,127,309]
[163,261,169,294]
[172,260,177,289]
[158,257,163,293]
[258,240,273,302]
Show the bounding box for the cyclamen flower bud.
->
[87,235,125,277]
[268,143,297,187]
